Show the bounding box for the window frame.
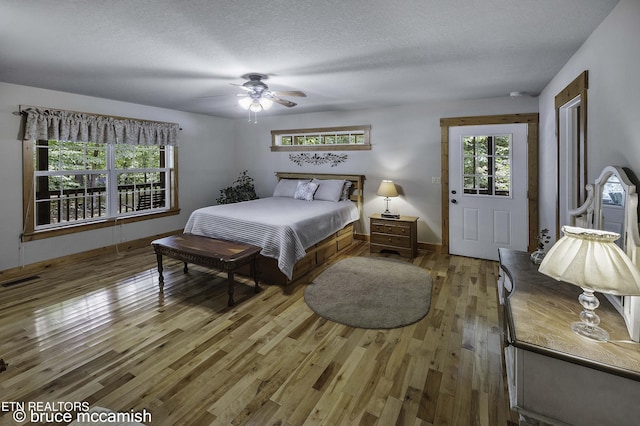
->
[22,139,180,242]
[270,125,371,152]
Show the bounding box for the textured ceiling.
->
[0,0,620,119]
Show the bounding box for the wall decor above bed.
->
[289,153,348,167]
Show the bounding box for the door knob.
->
[451,199,458,204]
[451,190,457,194]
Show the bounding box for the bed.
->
[184,172,365,285]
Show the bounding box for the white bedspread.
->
[183,197,360,279]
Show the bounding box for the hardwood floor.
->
[0,241,519,425]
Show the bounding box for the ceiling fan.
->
[233,73,306,113]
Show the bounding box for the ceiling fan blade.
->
[272,97,297,107]
[198,94,234,99]
[231,83,253,91]
[271,90,306,97]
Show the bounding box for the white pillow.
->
[312,179,347,202]
[273,179,310,197]
[294,181,319,201]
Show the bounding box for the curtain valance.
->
[21,107,180,146]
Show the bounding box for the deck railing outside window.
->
[36,183,167,227]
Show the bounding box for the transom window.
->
[462,134,511,196]
[31,140,173,230]
[271,125,371,151]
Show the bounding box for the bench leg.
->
[156,253,164,292]
[252,258,261,293]
[183,262,188,273]
[227,271,235,306]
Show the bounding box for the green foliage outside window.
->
[462,135,511,196]
[36,140,163,190]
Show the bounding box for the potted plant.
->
[216,170,258,204]
[530,228,551,264]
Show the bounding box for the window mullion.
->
[107,144,118,217]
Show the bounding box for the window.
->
[462,134,511,196]
[33,140,108,228]
[26,140,176,237]
[20,106,180,241]
[271,125,371,151]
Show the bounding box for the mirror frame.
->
[556,70,588,239]
[569,165,640,342]
[570,166,636,241]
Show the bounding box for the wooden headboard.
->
[275,172,365,211]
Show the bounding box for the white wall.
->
[537,0,640,239]
[0,82,235,271]
[232,97,538,245]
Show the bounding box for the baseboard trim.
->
[0,229,183,285]
[3,231,442,285]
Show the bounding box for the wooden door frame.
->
[555,71,588,240]
[440,113,539,254]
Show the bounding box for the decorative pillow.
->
[340,181,353,201]
[294,181,319,201]
[273,179,310,198]
[311,179,347,202]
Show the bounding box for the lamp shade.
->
[376,180,398,198]
[539,226,640,296]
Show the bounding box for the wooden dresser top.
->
[499,248,640,381]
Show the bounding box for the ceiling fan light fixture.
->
[233,74,306,122]
[259,97,273,110]
[238,96,253,110]
[249,100,263,112]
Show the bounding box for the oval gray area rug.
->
[304,256,432,329]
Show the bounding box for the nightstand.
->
[369,213,418,258]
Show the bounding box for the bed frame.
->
[239,172,365,286]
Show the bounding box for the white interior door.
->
[449,124,528,260]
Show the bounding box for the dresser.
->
[369,214,418,258]
[498,248,640,426]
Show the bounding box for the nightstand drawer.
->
[371,233,410,248]
[370,243,413,258]
[371,220,412,236]
[369,214,418,258]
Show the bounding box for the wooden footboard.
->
[239,223,355,286]
[235,172,364,287]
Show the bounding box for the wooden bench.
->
[151,234,261,306]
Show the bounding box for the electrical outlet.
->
[432,176,441,184]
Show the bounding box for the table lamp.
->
[538,225,640,342]
[377,180,399,218]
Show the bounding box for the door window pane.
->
[462,135,511,196]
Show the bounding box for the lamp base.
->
[571,321,609,342]
[381,213,400,219]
